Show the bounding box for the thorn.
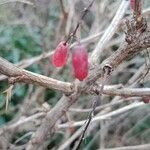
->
[3,85,14,112]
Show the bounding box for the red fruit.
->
[130,0,135,10]
[72,44,88,81]
[142,97,150,104]
[52,41,69,67]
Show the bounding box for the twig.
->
[59,0,68,18]
[58,102,144,128]
[8,112,46,130]
[58,109,129,150]
[14,132,33,144]
[131,0,147,33]
[58,127,83,150]
[69,97,140,113]
[92,87,150,97]
[0,56,73,93]
[0,0,34,5]
[65,0,75,35]
[65,0,95,44]
[134,0,143,18]
[98,143,150,150]
[73,65,110,150]
[72,98,97,150]
[90,0,129,64]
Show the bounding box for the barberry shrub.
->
[72,44,88,81]
[52,41,69,67]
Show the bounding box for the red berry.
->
[142,97,150,104]
[52,41,69,67]
[72,44,88,81]
[130,0,135,10]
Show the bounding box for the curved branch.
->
[0,56,73,93]
[58,102,144,128]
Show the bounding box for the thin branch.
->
[58,127,83,150]
[0,56,73,93]
[134,0,143,18]
[8,112,46,130]
[69,97,140,113]
[65,0,95,43]
[0,0,34,6]
[98,143,150,150]
[90,0,129,64]
[58,109,129,150]
[72,99,97,150]
[58,102,144,128]
[0,98,141,134]
[59,0,68,18]
[92,87,150,97]
[132,0,146,33]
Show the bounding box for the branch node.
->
[8,75,27,85]
[103,64,113,75]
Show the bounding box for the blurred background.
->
[0,0,150,149]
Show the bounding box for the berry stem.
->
[65,0,95,44]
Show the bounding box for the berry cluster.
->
[51,0,94,81]
[52,41,88,81]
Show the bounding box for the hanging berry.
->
[130,0,135,10]
[72,44,88,81]
[52,41,69,67]
[142,97,150,104]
